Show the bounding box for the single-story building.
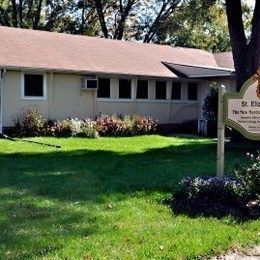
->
[0,26,236,133]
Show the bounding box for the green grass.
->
[0,135,259,259]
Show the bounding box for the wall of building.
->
[2,70,236,127]
[2,71,96,127]
[199,77,237,118]
[95,78,202,124]
[3,71,49,126]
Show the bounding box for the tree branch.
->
[94,0,109,38]
[11,0,18,27]
[144,0,179,43]
[33,0,44,29]
[113,0,136,39]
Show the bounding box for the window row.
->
[21,74,198,102]
[98,78,198,101]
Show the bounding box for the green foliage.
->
[0,0,98,35]
[170,150,260,219]
[170,175,260,219]
[54,118,82,137]
[234,152,260,199]
[202,83,219,120]
[95,114,158,137]
[14,110,157,138]
[78,119,99,138]
[0,0,254,49]
[157,0,231,52]
[14,108,45,137]
[54,118,99,138]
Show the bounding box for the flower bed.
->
[14,109,158,138]
[168,152,260,219]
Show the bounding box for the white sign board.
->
[224,76,260,140]
[217,72,260,177]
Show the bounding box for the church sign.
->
[223,71,260,141]
[216,70,260,177]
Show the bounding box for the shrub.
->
[169,175,259,219]
[14,108,45,137]
[178,176,241,201]
[202,84,218,120]
[95,115,126,137]
[169,153,260,219]
[233,152,260,199]
[78,119,99,138]
[95,114,158,137]
[13,109,157,138]
[55,118,82,137]
[132,115,158,135]
[43,119,57,136]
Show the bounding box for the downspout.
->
[49,70,54,119]
[132,78,137,115]
[0,69,6,134]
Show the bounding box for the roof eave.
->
[0,65,179,80]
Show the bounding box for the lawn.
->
[0,135,259,259]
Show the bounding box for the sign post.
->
[217,70,260,177]
[217,85,226,177]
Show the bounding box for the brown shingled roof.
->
[214,52,234,69]
[0,26,234,78]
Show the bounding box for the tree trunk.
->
[226,0,260,91]
[18,0,23,27]
[11,0,18,27]
[94,0,109,38]
[226,0,259,142]
[113,0,135,40]
[33,0,44,29]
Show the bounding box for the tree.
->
[226,0,259,90]
[93,0,180,41]
[1,0,45,29]
[142,0,180,43]
[0,0,98,34]
[156,0,231,52]
[202,84,219,120]
[93,0,138,39]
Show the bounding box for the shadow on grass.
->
[0,193,98,259]
[164,196,259,223]
[0,141,221,202]
[0,140,248,258]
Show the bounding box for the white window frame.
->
[21,72,47,100]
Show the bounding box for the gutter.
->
[165,62,236,72]
[0,65,178,80]
[0,69,6,134]
[164,62,235,78]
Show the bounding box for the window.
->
[23,73,46,99]
[97,78,110,98]
[119,79,132,99]
[136,80,148,99]
[171,82,181,100]
[188,83,198,100]
[156,81,166,100]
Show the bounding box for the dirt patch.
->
[212,245,260,260]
